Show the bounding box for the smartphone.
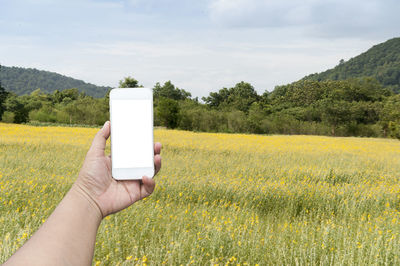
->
[109,88,154,180]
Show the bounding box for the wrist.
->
[69,184,104,223]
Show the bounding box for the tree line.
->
[0,75,399,139]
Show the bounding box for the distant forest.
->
[0,74,399,139]
[1,37,400,138]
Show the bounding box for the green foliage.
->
[153,81,191,101]
[0,66,111,97]
[178,102,227,132]
[304,37,400,93]
[3,94,29,123]
[319,100,351,135]
[2,76,398,138]
[1,111,15,123]
[119,76,142,88]
[270,78,388,108]
[247,102,265,134]
[265,78,392,136]
[156,97,180,128]
[0,65,9,119]
[378,94,400,137]
[202,81,259,112]
[0,84,7,119]
[29,103,57,123]
[388,121,400,139]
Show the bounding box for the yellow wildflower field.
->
[1,123,400,265]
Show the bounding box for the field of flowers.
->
[1,122,400,265]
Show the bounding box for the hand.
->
[73,121,162,218]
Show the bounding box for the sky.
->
[0,0,399,97]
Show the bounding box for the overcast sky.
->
[0,0,399,97]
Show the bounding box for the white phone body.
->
[109,88,154,180]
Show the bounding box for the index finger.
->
[154,142,161,155]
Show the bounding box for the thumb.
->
[141,176,155,198]
[88,121,110,157]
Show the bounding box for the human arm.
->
[4,121,162,265]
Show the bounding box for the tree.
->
[3,94,29,123]
[226,82,259,112]
[24,88,53,112]
[28,102,57,122]
[379,95,400,137]
[119,76,142,88]
[247,102,265,133]
[388,121,400,139]
[202,88,230,108]
[0,65,8,119]
[203,81,259,112]
[156,97,180,128]
[153,81,191,100]
[62,101,79,124]
[319,99,352,136]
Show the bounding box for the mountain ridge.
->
[303,37,400,93]
[0,65,111,98]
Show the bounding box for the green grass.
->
[1,123,400,265]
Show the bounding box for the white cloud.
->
[209,0,314,27]
[208,0,400,38]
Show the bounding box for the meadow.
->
[1,123,400,265]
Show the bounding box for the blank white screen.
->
[112,99,152,168]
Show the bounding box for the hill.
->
[0,65,111,97]
[304,37,400,93]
